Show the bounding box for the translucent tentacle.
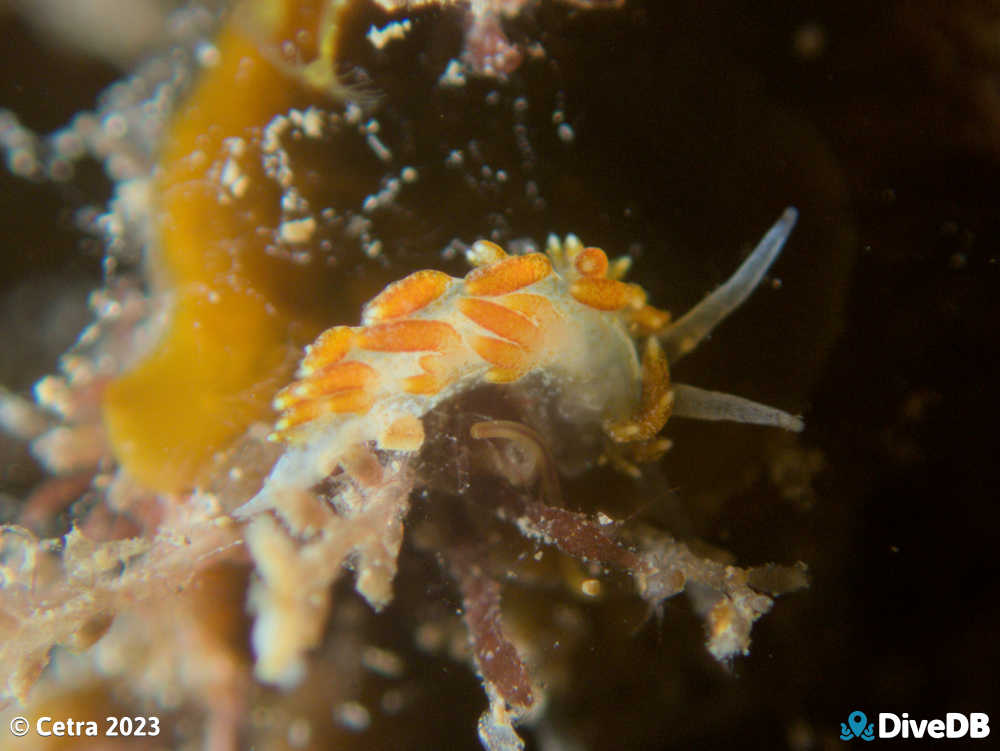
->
[671,383,804,432]
[661,207,798,362]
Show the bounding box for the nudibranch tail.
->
[660,207,798,362]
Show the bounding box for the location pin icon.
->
[848,711,868,738]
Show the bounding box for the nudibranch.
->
[0,1,819,746]
[239,207,802,517]
[235,210,807,743]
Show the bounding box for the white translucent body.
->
[238,208,801,517]
[238,258,640,516]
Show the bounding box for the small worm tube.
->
[470,420,562,505]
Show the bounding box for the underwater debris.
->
[373,0,625,78]
[0,494,242,704]
[0,1,817,749]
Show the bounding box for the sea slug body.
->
[239,208,803,517]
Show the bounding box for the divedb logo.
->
[840,710,990,741]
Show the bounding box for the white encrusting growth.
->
[661,207,798,362]
[252,102,427,261]
[439,59,468,87]
[278,217,317,244]
[367,19,412,50]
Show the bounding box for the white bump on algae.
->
[278,217,317,244]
